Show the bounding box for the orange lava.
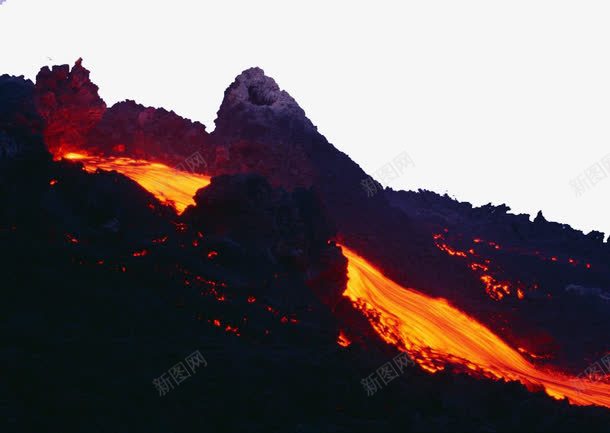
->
[434,233,524,301]
[50,151,610,408]
[61,152,210,213]
[337,330,352,348]
[339,244,610,409]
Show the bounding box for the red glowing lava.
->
[339,244,610,409]
[49,151,610,408]
[433,233,595,301]
[434,233,527,301]
[337,331,352,348]
[60,152,210,213]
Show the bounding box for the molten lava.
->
[51,151,610,408]
[61,152,210,212]
[434,233,527,301]
[340,244,610,409]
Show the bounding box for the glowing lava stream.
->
[340,244,610,409]
[62,152,210,213]
[56,151,609,408]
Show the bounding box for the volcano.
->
[2,60,609,432]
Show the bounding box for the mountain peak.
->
[224,67,288,107]
[213,67,317,143]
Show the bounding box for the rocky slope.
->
[29,60,610,371]
[2,61,609,431]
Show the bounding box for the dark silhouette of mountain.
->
[209,67,610,372]
[2,62,610,432]
[0,74,47,160]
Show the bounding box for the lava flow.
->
[54,151,610,408]
[340,244,610,409]
[61,152,210,212]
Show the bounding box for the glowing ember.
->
[152,236,168,244]
[434,233,527,301]
[480,274,511,301]
[434,233,596,302]
[337,331,352,347]
[434,240,468,257]
[61,152,210,213]
[517,346,551,360]
[340,244,610,408]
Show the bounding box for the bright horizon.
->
[1,0,609,237]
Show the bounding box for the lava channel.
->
[340,244,610,409]
[61,152,210,213]
[55,151,610,408]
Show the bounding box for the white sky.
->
[1,0,609,236]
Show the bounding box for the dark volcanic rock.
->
[3,149,610,433]
[209,66,610,373]
[0,75,47,160]
[34,60,213,169]
[214,67,319,145]
[211,67,442,296]
[211,68,318,188]
[385,188,610,370]
[182,173,346,306]
[3,61,610,432]
[35,58,106,156]
[20,60,610,371]
[87,100,212,168]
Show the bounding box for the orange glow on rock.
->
[435,242,468,258]
[517,346,551,360]
[479,274,511,301]
[339,244,610,409]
